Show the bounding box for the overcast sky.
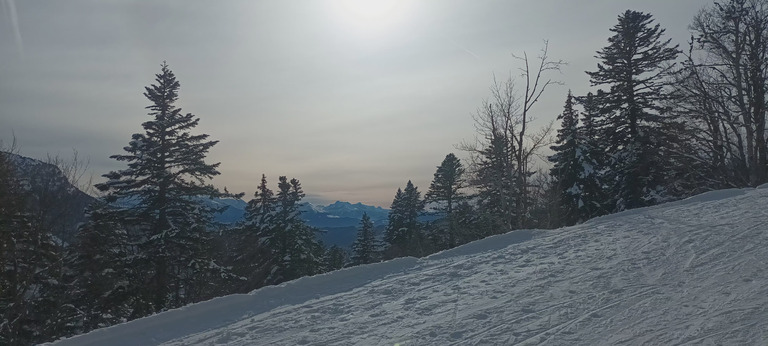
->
[1,0,712,207]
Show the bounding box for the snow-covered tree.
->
[574,92,612,220]
[549,91,581,225]
[227,174,276,292]
[475,133,517,234]
[587,10,680,211]
[0,151,63,345]
[66,202,134,332]
[549,91,610,225]
[235,175,322,286]
[95,62,229,313]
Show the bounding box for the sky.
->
[1,0,712,207]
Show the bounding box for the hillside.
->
[5,152,95,243]
[50,186,768,345]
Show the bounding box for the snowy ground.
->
[51,187,768,345]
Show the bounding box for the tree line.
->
[2,1,767,344]
[354,1,768,262]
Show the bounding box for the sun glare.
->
[329,0,414,40]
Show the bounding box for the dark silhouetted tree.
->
[425,153,466,248]
[587,10,680,211]
[95,62,229,314]
[384,181,425,258]
[351,213,378,265]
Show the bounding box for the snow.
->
[50,187,768,345]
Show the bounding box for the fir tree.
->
[549,91,610,225]
[66,202,133,333]
[384,181,425,258]
[576,92,612,219]
[248,176,322,285]
[549,91,581,226]
[475,134,517,234]
[351,213,378,265]
[425,153,465,248]
[587,10,680,211]
[228,174,276,292]
[95,62,229,313]
[0,151,62,345]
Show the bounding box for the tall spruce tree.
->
[384,181,425,258]
[475,134,517,234]
[549,91,611,226]
[549,91,582,226]
[587,10,680,211]
[575,92,611,220]
[425,153,465,248]
[351,213,378,265]
[95,62,228,314]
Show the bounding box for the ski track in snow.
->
[51,188,768,345]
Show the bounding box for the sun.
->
[328,0,414,40]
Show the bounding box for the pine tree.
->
[245,176,322,285]
[95,62,228,313]
[425,153,465,248]
[384,181,425,258]
[587,10,680,211]
[549,91,581,226]
[66,202,133,333]
[549,91,610,226]
[575,92,612,220]
[0,151,62,345]
[228,174,276,292]
[475,134,517,234]
[351,213,378,265]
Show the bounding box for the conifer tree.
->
[351,213,378,265]
[425,153,465,248]
[66,202,133,332]
[323,246,347,271]
[384,181,425,258]
[246,176,322,285]
[587,10,680,211]
[228,174,276,292]
[0,151,62,345]
[475,134,517,234]
[575,92,611,220]
[95,62,228,313]
[549,91,610,225]
[549,91,582,226]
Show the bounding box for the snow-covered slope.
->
[51,187,768,345]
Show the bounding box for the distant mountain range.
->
[209,198,389,227]
[209,199,390,249]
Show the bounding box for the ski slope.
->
[51,186,768,345]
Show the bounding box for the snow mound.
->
[52,188,768,345]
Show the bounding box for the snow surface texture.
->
[51,187,768,345]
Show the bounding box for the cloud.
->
[2,0,23,58]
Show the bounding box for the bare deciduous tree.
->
[460,41,563,230]
[678,0,768,187]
